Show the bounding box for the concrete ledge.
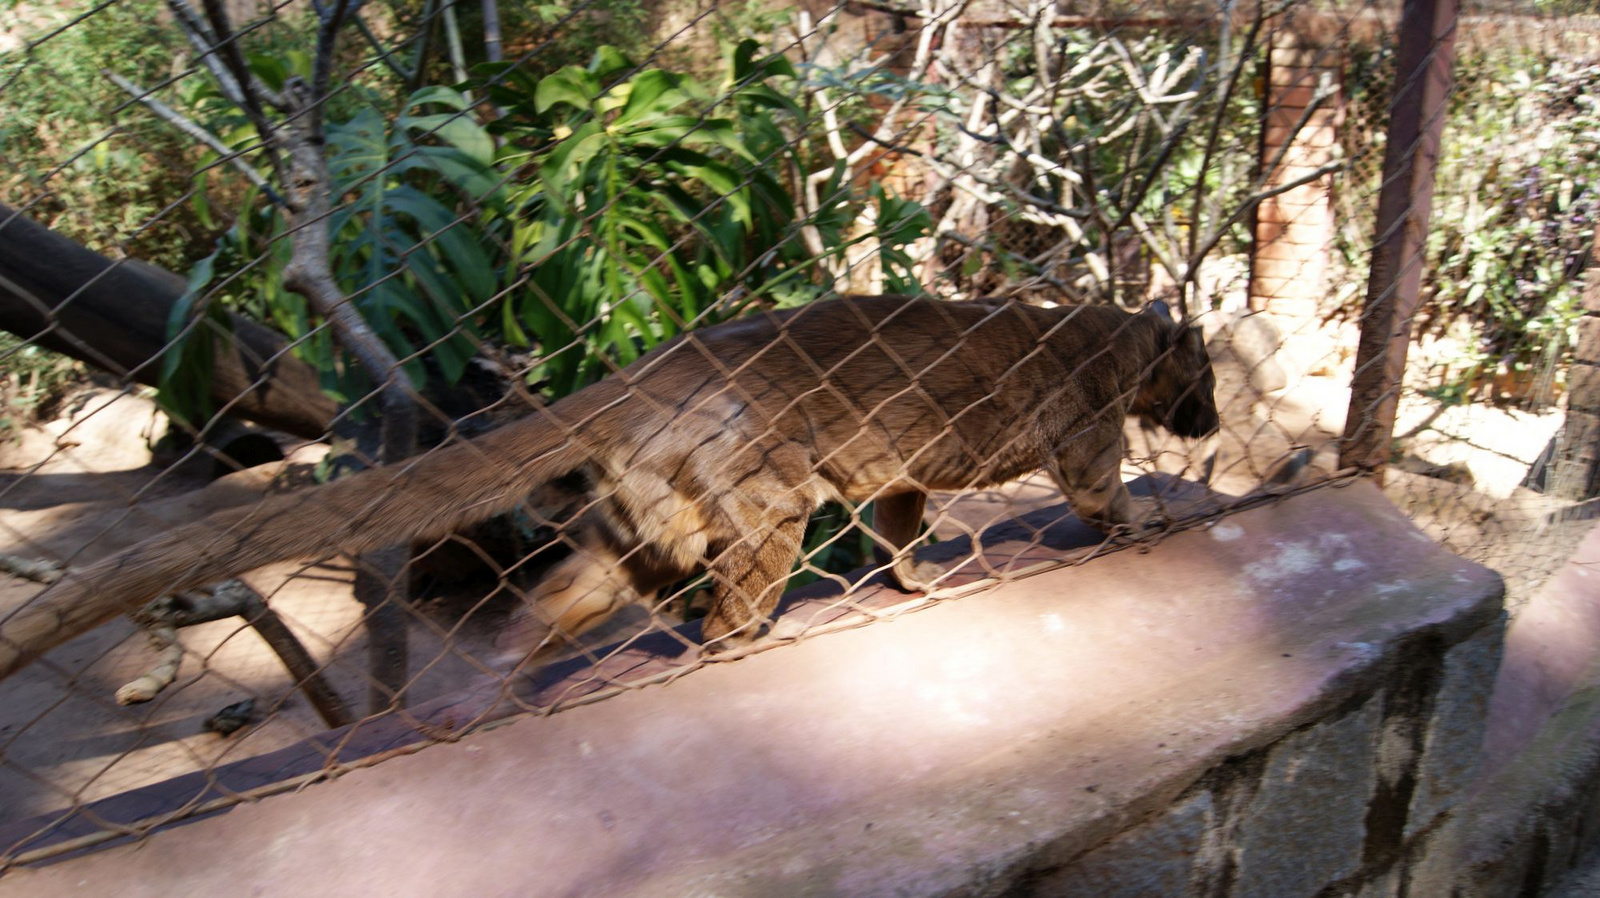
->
[0,482,1503,897]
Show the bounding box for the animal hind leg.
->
[495,534,656,663]
[871,490,942,592]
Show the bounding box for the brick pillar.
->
[1250,28,1345,320]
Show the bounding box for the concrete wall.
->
[1032,622,1504,897]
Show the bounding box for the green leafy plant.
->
[1421,56,1599,405]
[1340,49,1598,407]
[0,0,205,270]
[479,41,929,394]
[163,41,933,581]
[161,85,504,420]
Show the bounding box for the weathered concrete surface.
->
[0,482,1502,898]
[1483,522,1600,775]
[1030,792,1214,896]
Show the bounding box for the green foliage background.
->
[1341,46,1600,405]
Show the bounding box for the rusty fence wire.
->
[0,0,1594,866]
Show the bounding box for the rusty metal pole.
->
[1339,0,1459,480]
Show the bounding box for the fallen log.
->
[0,203,336,439]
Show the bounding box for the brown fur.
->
[0,296,1217,676]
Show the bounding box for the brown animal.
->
[0,295,1217,677]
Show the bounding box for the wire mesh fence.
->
[0,0,1595,866]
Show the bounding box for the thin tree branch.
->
[0,552,352,727]
[1187,159,1346,266]
[132,580,354,727]
[194,0,288,190]
[163,0,247,107]
[1186,2,1266,275]
[198,0,286,111]
[104,70,283,204]
[311,0,361,132]
[351,11,415,83]
[184,0,416,713]
[407,0,440,92]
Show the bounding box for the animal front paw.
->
[1095,497,1167,538]
[891,558,948,593]
[492,608,567,670]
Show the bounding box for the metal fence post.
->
[1339,0,1459,479]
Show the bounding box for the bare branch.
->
[104,70,280,200]
[351,11,416,83]
[197,0,286,111]
[1187,2,1269,305]
[114,625,182,704]
[0,550,353,726]
[1187,160,1346,267]
[408,0,440,92]
[163,0,247,107]
[190,0,287,192]
[311,0,362,122]
[126,581,353,727]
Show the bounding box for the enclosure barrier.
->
[0,0,1593,878]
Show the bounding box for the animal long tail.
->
[0,389,618,681]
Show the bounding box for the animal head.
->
[1135,303,1220,439]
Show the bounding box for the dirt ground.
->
[0,313,1588,825]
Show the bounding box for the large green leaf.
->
[535,66,599,114]
[328,107,390,182]
[615,69,686,126]
[539,120,605,202]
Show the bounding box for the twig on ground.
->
[115,625,181,704]
[0,555,352,727]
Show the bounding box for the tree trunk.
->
[1541,222,1600,499]
[0,203,336,440]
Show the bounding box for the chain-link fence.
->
[0,0,1594,866]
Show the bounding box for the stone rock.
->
[1225,311,1290,394]
[1031,792,1212,897]
[1233,697,1382,898]
[1406,622,1506,837]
